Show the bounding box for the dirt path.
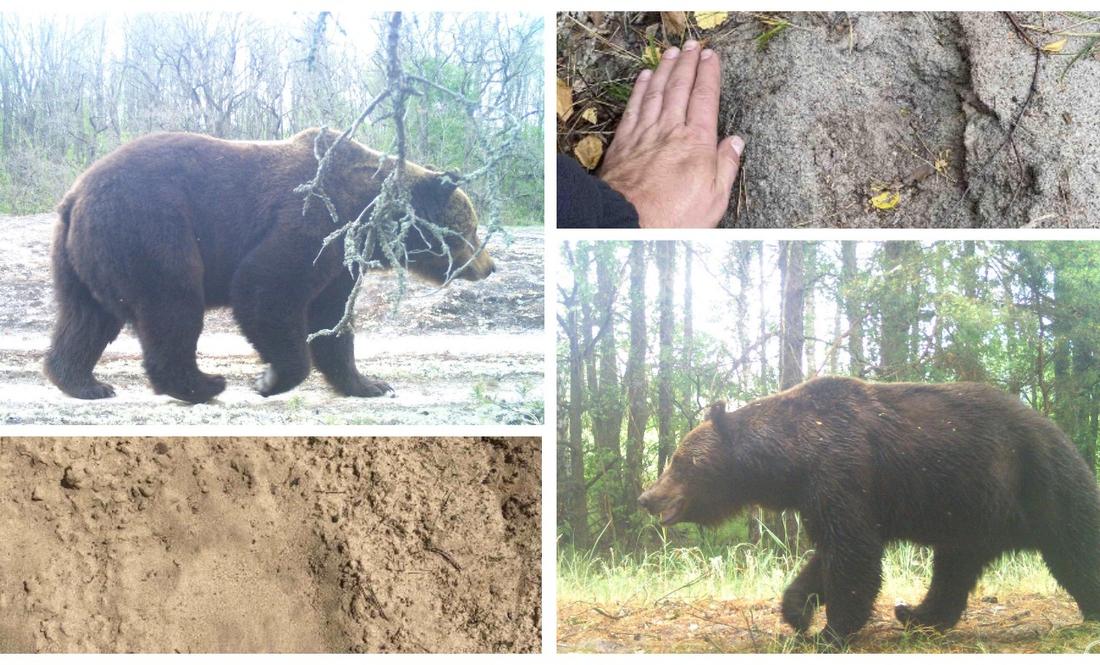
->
[0,214,543,425]
[0,437,540,653]
[559,12,1100,227]
[558,595,1097,653]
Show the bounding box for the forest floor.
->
[557,594,1100,653]
[0,437,541,653]
[558,11,1100,227]
[0,213,544,426]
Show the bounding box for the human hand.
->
[599,40,744,229]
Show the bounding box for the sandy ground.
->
[0,436,540,653]
[559,12,1100,227]
[558,594,1096,653]
[0,213,544,425]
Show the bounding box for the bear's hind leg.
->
[1037,523,1100,621]
[132,295,225,404]
[895,546,989,631]
[44,263,123,400]
[782,550,825,634]
[307,273,392,397]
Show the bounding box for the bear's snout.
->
[457,250,495,281]
[638,484,684,526]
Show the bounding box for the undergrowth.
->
[558,532,1063,607]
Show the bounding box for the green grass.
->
[558,535,1064,606]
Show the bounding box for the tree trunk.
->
[767,241,805,552]
[842,241,864,377]
[656,241,675,477]
[682,243,696,428]
[779,241,805,391]
[881,242,916,380]
[591,242,623,542]
[564,245,590,550]
[622,242,649,523]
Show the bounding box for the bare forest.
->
[0,12,543,223]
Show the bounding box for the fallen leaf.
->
[589,11,605,29]
[574,135,604,170]
[695,11,728,30]
[1041,38,1067,53]
[556,78,573,121]
[662,11,687,37]
[581,107,598,124]
[870,189,900,210]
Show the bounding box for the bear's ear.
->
[707,401,727,422]
[426,169,462,203]
[411,168,466,224]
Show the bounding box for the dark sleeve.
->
[556,155,639,229]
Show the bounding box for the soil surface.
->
[0,436,540,653]
[0,213,543,425]
[558,594,1097,653]
[558,12,1100,227]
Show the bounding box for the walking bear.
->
[638,376,1100,645]
[44,128,495,403]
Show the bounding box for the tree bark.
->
[656,241,675,477]
[622,242,649,521]
[842,241,864,377]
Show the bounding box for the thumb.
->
[715,135,744,194]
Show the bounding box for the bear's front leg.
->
[782,550,825,634]
[307,271,393,397]
[230,234,317,397]
[817,537,884,648]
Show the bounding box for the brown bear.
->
[638,376,1100,646]
[44,128,495,403]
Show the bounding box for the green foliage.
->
[558,240,1100,557]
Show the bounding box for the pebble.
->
[31,487,45,501]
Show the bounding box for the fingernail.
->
[638,68,652,81]
[683,40,699,51]
[731,136,745,156]
[700,48,714,60]
[664,46,680,59]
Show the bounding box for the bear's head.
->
[638,402,741,527]
[405,167,496,285]
[639,400,795,527]
[302,129,495,286]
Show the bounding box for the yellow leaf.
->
[1042,38,1067,53]
[581,107,598,124]
[662,11,688,37]
[574,135,604,170]
[556,78,573,121]
[695,11,728,30]
[642,44,662,69]
[870,189,901,210]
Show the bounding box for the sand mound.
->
[0,437,540,653]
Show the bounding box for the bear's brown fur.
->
[44,128,495,403]
[639,376,1100,645]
